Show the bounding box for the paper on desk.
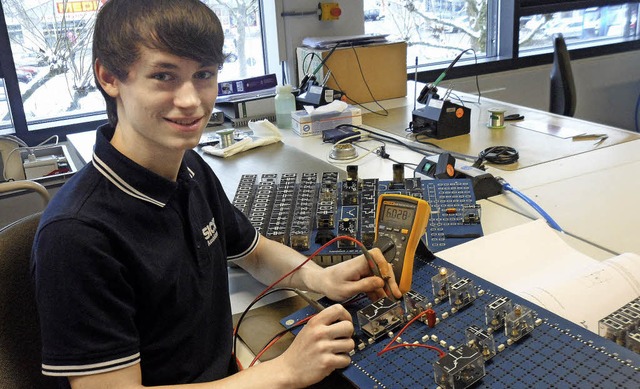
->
[512,121,584,138]
[437,219,640,333]
[202,119,282,158]
[303,99,348,115]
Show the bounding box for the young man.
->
[31,1,400,388]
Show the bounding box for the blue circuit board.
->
[281,256,640,388]
[232,172,483,266]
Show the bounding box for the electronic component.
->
[485,296,513,330]
[412,95,471,140]
[599,316,627,345]
[403,290,430,318]
[627,329,640,354]
[431,267,457,303]
[208,107,225,126]
[318,2,341,21]
[341,178,359,205]
[598,297,640,349]
[290,172,319,250]
[374,193,431,294]
[466,325,496,360]
[337,218,357,248]
[448,277,476,311]
[22,154,68,179]
[505,304,535,342]
[462,205,481,224]
[357,296,404,340]
[415,154,502,200]
[433,344,485,389]
[322,127,361,143]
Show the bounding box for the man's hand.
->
[276,304,354,387]
[315,248,402,303]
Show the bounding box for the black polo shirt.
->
[31,125,258,386]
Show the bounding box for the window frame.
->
[0,2,106,146]
[413,0,640,89]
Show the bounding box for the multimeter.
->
[374,194,431,294]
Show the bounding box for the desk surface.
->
[363,92,638,171]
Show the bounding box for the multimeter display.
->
[375,194,431,294]
[381,205,415,223]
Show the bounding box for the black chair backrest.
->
[549,33,576,117]
[0,212,58,388]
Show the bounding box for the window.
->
[519,3,639,54]
[364,0,493,68]
[365,0,639,81]
[0,0,265,144]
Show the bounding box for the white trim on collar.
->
[92,154,167,208]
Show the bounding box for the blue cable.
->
[498,179,564,232]
[635,91,640,133]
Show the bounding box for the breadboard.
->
[281,256,640,388]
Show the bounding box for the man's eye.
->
[152,73,173,81]
[195,71,215,80]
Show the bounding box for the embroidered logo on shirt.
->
[202,217,219,246]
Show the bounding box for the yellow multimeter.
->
[374,194,431,294]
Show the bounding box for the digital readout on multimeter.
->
[381,204,416,223]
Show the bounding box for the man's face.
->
[110,46,219,157]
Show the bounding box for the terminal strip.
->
[599,297,640,349]
[265,173,297,244]
[289,172,318,250]
[359,178,378,247]
[231,174,257,215]
[249,175,277,235]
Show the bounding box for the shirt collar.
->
[91,124,195,208]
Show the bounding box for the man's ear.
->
[94,59,120,98]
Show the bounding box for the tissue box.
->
[291,107,362,137]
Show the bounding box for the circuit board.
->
[231,170,483,265]
[281,255,640,388]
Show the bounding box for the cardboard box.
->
[297,41,407,104]
[291,107,362,137]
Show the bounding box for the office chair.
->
[549,33,576,117]
[0,182,57,388]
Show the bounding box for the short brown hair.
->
[93,0,225,126]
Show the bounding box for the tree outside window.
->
[1,0,265,131]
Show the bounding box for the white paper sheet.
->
[437,220,640,333]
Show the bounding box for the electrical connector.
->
[318,3,341,21]
[377,145,390,159]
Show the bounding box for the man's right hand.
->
[276,304,355,387]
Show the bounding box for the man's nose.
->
[174,81,200,108]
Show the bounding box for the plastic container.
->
[274,84,296,129]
